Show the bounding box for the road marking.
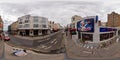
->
[83,51,92,54]
[54,41,57,44]
[41,45,47,48]
[51,39,57,43]
[44,46,52,49]
[38,38,50,42]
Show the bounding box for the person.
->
[78,21,86,31]
[13,49,27,56]
[84,20,93,32]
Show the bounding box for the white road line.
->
[51,39,57,43]
[82,51,92,54]
[44,46,52,49]
[41,45,47,48]
[54,41,57,44]
[38,38,50,42]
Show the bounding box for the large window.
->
[25,20,29,23]
[82,34,93,42]
[19,22,22,24]
[100,33,114,41]
[33,24,39,28]
[19,18,22,22]
[34,19,38,22]
[34,16,39,22]
[41,20,46,23]
[19,19,22,24]
[42,25,47,28]
[41,18,47,23]
[24,24,29,28]
[26,15,30,20]
[19,25,23,28]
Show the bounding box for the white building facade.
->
[18,15,48,36]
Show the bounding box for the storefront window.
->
[82,34,93,42]
[100,33,114,41]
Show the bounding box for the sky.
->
[0,0,120,30]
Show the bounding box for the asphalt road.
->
[8,31,64,53]
[36,31,64,53]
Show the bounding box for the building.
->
[71,15,82,22]
[101,22,107,27]
[9,21,18,35]
[48,21,62,32]
[8,25,11,33]
[0,16,3,33]
[98,20,101,26]
[53,23,62,31]
[48,21,54,31]
[70,15,83,29]
[107,12,120,28]
[18,15,48,36]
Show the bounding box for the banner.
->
[77,18,94,32]
[100,27,117,32]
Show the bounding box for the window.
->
[100,33,114,41]
[19,22,22,24]
[19,18,22,22]
[25,20,29,23]
[42,25,47,28]
[34,19,38,22]
[82,34,93,42]
[34,16,39,22]
[19,18,22,24]
[19,25,23,28]
[33,24,39,28]
[26,15,30,20]
[24,24,29,28]
[41,18,47,23]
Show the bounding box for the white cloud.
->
[0,1,120,30]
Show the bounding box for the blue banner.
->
[100,27,117,32]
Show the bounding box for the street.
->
[0,31,65,60]
[8,31,64,53]
[4,43,64,60]
[0,30,119,60]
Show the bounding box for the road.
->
[8,31,64,53]
[0,34,64,60]
[36,31,64,53]
[4,42,64,60]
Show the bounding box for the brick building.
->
[107,12,120,27]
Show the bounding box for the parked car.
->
[4,34,10,41]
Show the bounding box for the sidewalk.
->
[13,31,61,40]
[5,43,64,60]
[64,34,120,60]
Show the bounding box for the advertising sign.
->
[77,18,94,32]
[100,27,117,32]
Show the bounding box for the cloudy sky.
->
[0,0,120,30]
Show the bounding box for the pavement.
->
[13,31,61,40]
[5,42,64,60]
[64,32,120,60]
[0,40,5,60]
